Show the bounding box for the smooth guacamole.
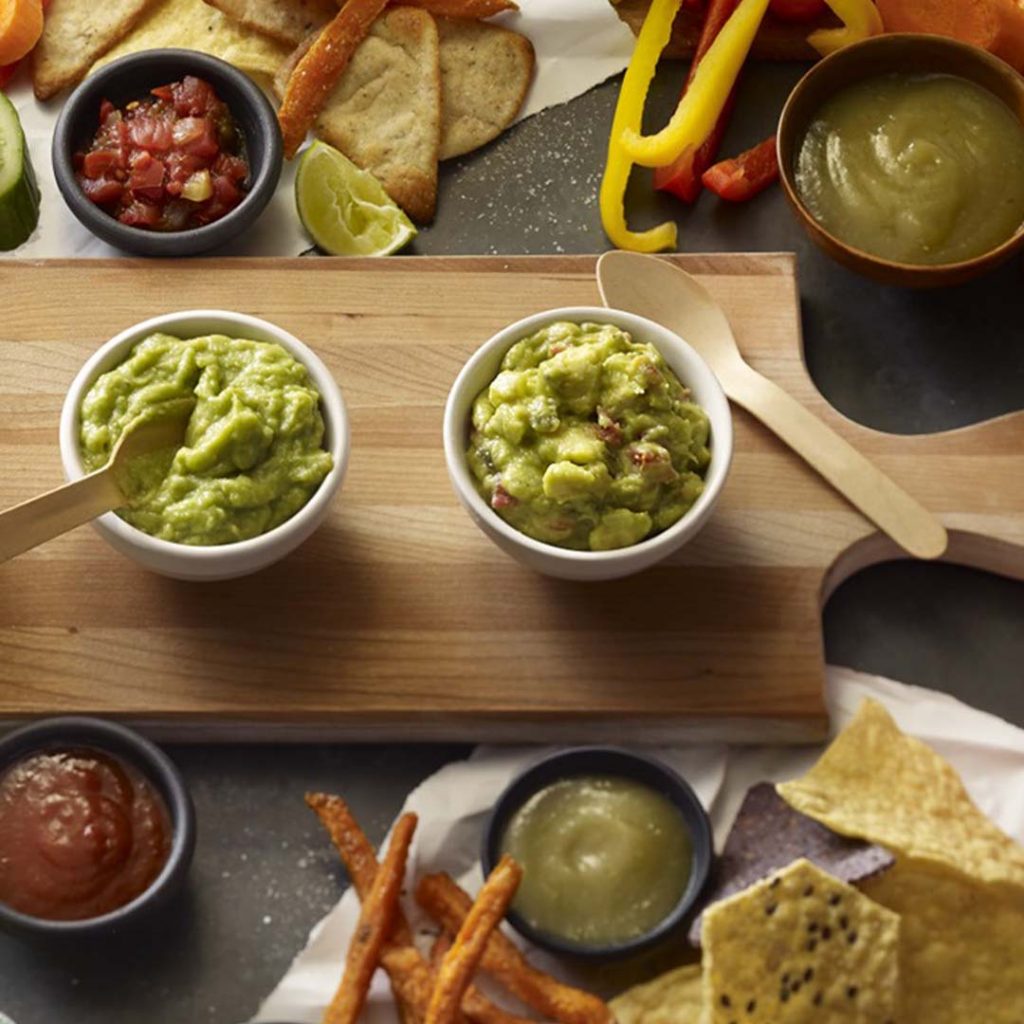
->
[796,73,1024,265]
[500,776,692,945]
[466,321,711,551]
[80,332,333,545]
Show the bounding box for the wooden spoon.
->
[0,398,195,563]
[596,250,948,560]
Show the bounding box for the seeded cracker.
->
[777,699,1024,890]
[700,858,899,1024]
[861,858,1024,1024]
[611,965,703,1024]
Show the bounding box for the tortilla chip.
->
[91,0,289,81]
[861,857,1024,1024]
[306,6,441,222]
[777,699,1024,891]
[611,965,703,1024]
[31,0,162,100]
[202,0,336,47]
[701,858,900,1024]
[689,783,894,946]
[436,17,533,160]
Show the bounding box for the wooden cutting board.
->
[0,255,1021,742]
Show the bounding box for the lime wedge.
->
[295,141,417,256]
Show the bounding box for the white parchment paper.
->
[249,666,1024,1024]
[3,0,635,259]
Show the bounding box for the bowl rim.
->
[777,32,1024,276]
[0,715,196,935]
[481,745,713,959]
[58,309,349,562]
[442,305,733,566]
[51,48,283,255]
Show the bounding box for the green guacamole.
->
[467,321,711,551]
[80,333,334,545]
[796,73,1024,265]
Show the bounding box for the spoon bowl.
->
[0,400,194,563]
[108,399,195,468]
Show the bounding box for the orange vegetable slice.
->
[424,856,524,1024]
[0,0,43,66]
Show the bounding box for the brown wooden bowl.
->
[777,33,1024,288]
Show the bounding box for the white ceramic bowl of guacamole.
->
[444,307,733,581]
[59,310,348,581]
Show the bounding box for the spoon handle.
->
[0,468,123,563]
[727,360,948,560]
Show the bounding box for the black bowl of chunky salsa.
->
[52,49,282,256]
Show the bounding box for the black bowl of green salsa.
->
[52,49,282,256]
[483,747,713,959]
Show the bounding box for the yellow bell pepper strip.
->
[599,0,681,253]
[620,0,770,168]
[809,0,883,55]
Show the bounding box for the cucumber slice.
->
[0,91,40,251]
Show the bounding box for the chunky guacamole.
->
[80,333,334,545]
[467,321,711,551]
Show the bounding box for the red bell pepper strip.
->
[769,0,828,21]
[701,134,779,201]
[653,0,741,203]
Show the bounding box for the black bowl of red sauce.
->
[0,716,195,938]
[52,49,282,256]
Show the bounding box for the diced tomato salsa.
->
[74,76,249,232]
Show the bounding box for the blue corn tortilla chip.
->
[689,783,894,945]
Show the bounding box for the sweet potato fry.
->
[428,934,470,1024]
[430,932,450,967]
[416,874,614,1024]
[465,987,537,1024]
[322,811,418,1024]
[307,794,533,1024]
[273,29,318,102]
[381,944,436,1024]
[429,935,535,1024]
[277,0,387,158]
[400,0,518,16]
[307,793,415,943]
[425,856,523,1024]
[308,792,420,1024]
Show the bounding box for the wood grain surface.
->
[0,255,1020,742]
